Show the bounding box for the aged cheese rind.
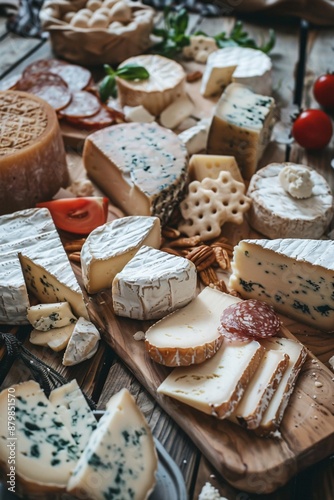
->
[0,90,69,215]
[62,316,101,366]
[207,83,275,180]
[247,163,333,239]
[83,122,188,225]
[112,245,197,320]
[67,388,158,500]
[229,238,334,331]
[0,208,88,324]
[81,215,161,294]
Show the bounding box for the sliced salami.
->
[59,91,101,119]
[64,106,122,129]
[23,59,92,92]
[22,59,67,77]
[220,299,281,341]
[218,325,252,343]
[17,72,72,111]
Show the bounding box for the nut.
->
[186,245,216,271]
[64,239,86,252]
[162,226,181,239]
[212,246,230,270]
[68,251,81,263]
[209,280,228,293]
[199,266,219,286]
[186,70,203,83]
[169,235,202,248]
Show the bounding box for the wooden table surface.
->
[0,8,334,500]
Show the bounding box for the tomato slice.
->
[36,197,109,235]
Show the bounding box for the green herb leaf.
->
[115,63,150,81]
[150,7,190,59]
[99,63,150,102]
[103,64,115,77]
[99,75,116,102]
[260,29,276,54]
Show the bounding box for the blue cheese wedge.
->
[229,238,334,331]
[27,302,77,331]
[81,215,161,294]
[67,388,158,500]
[0,381,79,495]
[83,122,188,225]
[29,323,75,351]
[62,317,101,366]
[112,245,197,320]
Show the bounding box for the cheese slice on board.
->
[229,239,334,331]
[67,388,158,500]
[29,323,75,351]
[112,245,197,320]
[83,122,188,226]
[27,302,77,331]
[207,83,275,180]
[81,215,161,294]
[62,316,101,366]
[0,208,88,325]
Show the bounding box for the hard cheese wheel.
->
[0,91,69,215]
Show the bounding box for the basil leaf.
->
[116,64,150,81]
[260,29,276,54]
[99,75,116,102]
[172,8,188,36]
[103,64,115,76]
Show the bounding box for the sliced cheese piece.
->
[230,349,289,429]
[62,317,101,366]
[29,323,75,351]
[200,46,272,97]
[123,105,155,123]
[83,122,188,226]
[0,381,78,495]
[67,388,158,500]
[0,208,88,325]
[178,118,211,155]
[0,91,69,216]
[159,94,194,130]
[158,338,264,419]
[207,83,275,180]
[188,154,243,183]
[116,54,186,116]
[182,35,218,63]
[145,287,231,366]
[112,245,197,320]
[81,215,161,294]
[27,302,77,331]
[247,163,333,239]
[49,380,97,455]
[229,238,334,331]
[256,338,307,436]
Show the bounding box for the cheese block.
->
[81,215,161,294]
[145,287,230,367]
[200,46,272,97]
[159,94,194,130]
[0,90,68,215]
[49,380,97,455]
[188,154,243,183]
[0,381,78,495]
[116,54,186,116]
[246,163,333,239]
[182,35,218,63]
[256,338,307,436]
[27,302,77,331]
[83,122,188,225]
[67,388,158,500]
[178,118,211,155]
[230,349,290,429]
[62,316,101,366]
[112,245,197,320]
[229,239,334,331]
[158,338,264,419]
[207,83,275,180]
[123,105,155,123]
[0,208,88,325]
[30,323,75,351]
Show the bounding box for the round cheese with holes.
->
[0,91,69,215]
[247,163,333,239]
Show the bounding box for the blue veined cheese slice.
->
[112,245,197,320]
[0,208,88,324]
[27,301,77,331]
[229,238,334,331]
[81,215,161,294]
[207,83,275,180]
[62,316,101,366]
[0,381,79,495]
[83,122,188,225]
[67,388,158,500]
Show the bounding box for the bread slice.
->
[230,349,289,429]
[255,337,307,436]
[145,287,241,367]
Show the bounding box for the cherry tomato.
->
[292,109,333,150]
[313,74,334,109]
[36,197,109,235]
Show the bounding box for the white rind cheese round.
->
[116,54,186,115]
[247,163,333,239]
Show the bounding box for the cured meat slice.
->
[59,91,101,119]
[22,59,67,77]
[64,106,124,130]
[219,299,281,341]
[17,72,71,111]
[23,59,92,92]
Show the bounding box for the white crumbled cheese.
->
[278,164,314,199]
[68,179,95,197]
[329,355,334,371]
[198,482,229,500]
[133,330,146,341]
[182,35,218,63]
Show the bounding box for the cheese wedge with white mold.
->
[29,323,75,351]
[230,349,290,429]
[256,337,307,436]
[62,317,101,366]
[229,238,334,331]
[178,118,210,155]
[188,154,243,183]
[81,215,161,294]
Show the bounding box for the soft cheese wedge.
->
[178,118,211,155]
[112,245,197,320]
[158,339,264,418]
[29,323,75,351]
[62,317,101,366]
[230,349,290,429]
[0,381,79,495]
[67,388,158,500]
[229,239,334,331]
[81,215,161,294]
[145,287,236,366]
